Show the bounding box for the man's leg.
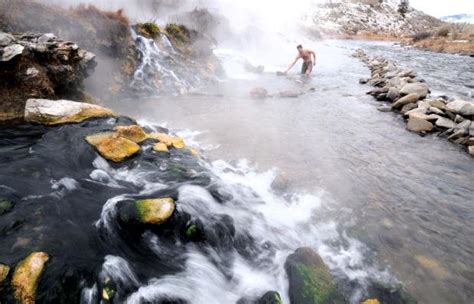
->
[301,62,307,74]
[305,63,313,76]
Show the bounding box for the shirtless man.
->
[283,45,316,76]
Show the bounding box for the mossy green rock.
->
[119,198,175,226]
[257,291,282,304]
[0,198,13,215]
[285,247,344,304]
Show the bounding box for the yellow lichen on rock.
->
[414,255,450,279]
[361,299,380,304]
[153,142,169,153]
[0,263,10,284]
[136,198,175,225]
[114,125,148,143]
[25,99,116,125]
[148,132,185,149]
[12,252,49,304]
[86,132,140,162]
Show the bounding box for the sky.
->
[409,0,473,17]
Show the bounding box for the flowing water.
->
[1,25,473,304]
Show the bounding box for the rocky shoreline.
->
[353,48,474,156]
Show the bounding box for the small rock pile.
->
[353,48,474,156]
[0,32,96,121]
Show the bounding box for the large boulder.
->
[25,99,115,125]
[445,100,474,116]
[399,83,429,99]
[285,247,344,304]
[392,93,419,109]
[12,252,49,304]
[85,132,140,162]
[406,117,433,133]
[118,198,175,226]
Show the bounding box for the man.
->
[283,45,316,76]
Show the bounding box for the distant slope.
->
[302,0,443,38]
[441,14,474,24]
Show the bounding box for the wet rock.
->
[361,300,380,304]
[12,252,49,304]
[0,32,14,46]
[468,146,474,156]
[119,198,175,226]
[359,78,369,84]
[392,93,420,109]
[400,83,429,99]
[454,114,464,123]
[428,99,446,110]
[446,100,474,116]
[366,279,417,304]
[407,117,433,133]
[466,138,474,146]
[37,33,57,44]
[1,44,25,62]
[256,291,282,304]
[0,198,14,215]
[386,87,400,102]
[285,247,344,304]
[435,117,456,129]
[85,132,140,162]
[148,132,186,149]
[0,263,9,285]
[153,142,169,153]
[250,87,269,99]
[113,125,148,143]
[400,103,418,115]
[25,99,116,125]
[367,87,389,97]
[377,106,392,112]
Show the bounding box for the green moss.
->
[185,224,199,239]
[138,21,161,38]
[165,23,190,44]
[274,292,282,304]
[296,263,339,304]
[0,198,13,215]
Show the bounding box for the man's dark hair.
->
[297,44,303,49]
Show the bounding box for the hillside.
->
[303,0,443,38]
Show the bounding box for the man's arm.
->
[311,50,316,66]
[284,55,300,74]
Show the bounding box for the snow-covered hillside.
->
[302,0,443,37]
[441,14,474,24]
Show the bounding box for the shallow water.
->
[113,40,474,303]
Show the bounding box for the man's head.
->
[297,44,303,54]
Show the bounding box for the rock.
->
[37,33,57,44]
[447,129,466,141]
[250,87,269,99]
[367,87,389,97]
[0,198,14,215]
[148,133,185,149]
[0,31,14,46]
[456,120,472,131]
[400,103,418,115]
[25,99,116,125]
[428,99,446,110]
[359,78,369,84]
[454,115,464,123]
[400,83,429,98]
[256,291,282,304]
[113,125,148,143]
[0,263,9,285]
[465,138,474,146]
[361,300,380,304]
[435,117,456,129]
[153,142,169,153]
[1,44,24,62]
[377,106,392,112]
[12,252,49,304]
[469,146,474,156]
[386,87,400,102]
[407,117,433,133]
[428,107,444,115]
[120,198,175,226]
[446,100,474,116]
[285,247,344,304]
[366,279,417,304]
[398,69,416,78]
[408,111,431,121]
[85,132,140,162]
[278,90,303,98]
[392,93,420,109]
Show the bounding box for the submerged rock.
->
[12,252,49,304]
[285,247,344,304]
[361,300,380,304]
[366,279,417,304]
[85,132,140,162]
[25,99,115,125]
[0,198,14,215]
[119,198,175,226]
[113,125,148,143]
[407,117,433,133]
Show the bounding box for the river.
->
[112,40,474,303]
